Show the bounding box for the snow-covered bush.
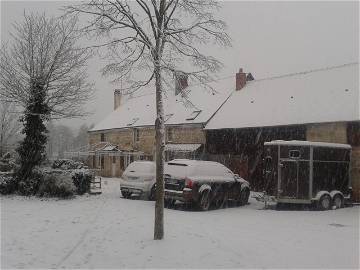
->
[38,173,76,198]
[52,159,88,170]
[72,169,93,195]
[0,172,17,194]
[17,168,44,196]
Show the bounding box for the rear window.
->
[125,162,154,173]
[165,163,192,178]
[194,164,233,177]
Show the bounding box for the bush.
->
[72,169,93,195]
[17,168,44,196]
[0,173,17,194]
[38,173,76,198]
[52,159,88,170]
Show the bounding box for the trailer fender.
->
[198,184,212,194]
[329,190,344,200]
[313,191,331,201]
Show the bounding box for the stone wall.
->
[351,147,360,202]
[88,125,205,177]
[306,122,347,143]
[306,122,359,202]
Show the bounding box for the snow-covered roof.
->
[90,77,233,132]
[205,63,359,130]
[165,143,202,152]
[264,140,351,149]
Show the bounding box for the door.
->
[279,160,310,199]
[279,160,298,199]
[111,156,117,177]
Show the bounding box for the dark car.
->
[164,159,250,211]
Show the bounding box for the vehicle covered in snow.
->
[120,161,156,200]
[263,140,352,210]
[164,159,250,210]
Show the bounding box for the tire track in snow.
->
[54,196,108,268]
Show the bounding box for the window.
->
[133,128,140,143]
[165,114,174,122]
[100,133,105,142]
[167,128,174,142]
[289,150,301,159]
[186,110,202,120]
[127,117,139,126]
[112,156,116,164]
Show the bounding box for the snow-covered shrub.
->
[0,172,17,194]
[0,161,12,172]
[52,159,88,170]
[38,173,75,198]
[71,169,93,195]
[17,168,44,196]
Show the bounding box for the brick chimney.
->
[174,71,189,96]
[236,68,247,91]
[114,89,122,110]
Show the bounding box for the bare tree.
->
[66,0,230,240]
[0,13,94,187]
[0,13,94,119]
[0,101,21,156]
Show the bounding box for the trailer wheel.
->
[332,194,344,209]
[317,194,331,210]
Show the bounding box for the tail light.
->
[185,177,193,189]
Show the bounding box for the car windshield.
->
[125,162,154,174]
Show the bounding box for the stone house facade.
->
[86,74,231,177]
[205,63,360,202]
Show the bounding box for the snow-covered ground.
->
[1,178,359,269]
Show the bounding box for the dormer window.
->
[186,110,201,120]
[127,117,139,126]
[165,114,174,122]
[100,133,105,142]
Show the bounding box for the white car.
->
[120,161,156,200]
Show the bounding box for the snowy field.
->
[1,178,359,269]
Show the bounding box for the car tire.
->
[165,199,176,209]
[198,190,211,211]
[121,190,132,199]
[238,188,250,206]
[317,194,331,211]
[149,185,156,201]
[332,194,344,209]
[214,189,228,209]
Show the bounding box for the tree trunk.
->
[154,62,165,240]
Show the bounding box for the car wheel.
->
[164,198,176,209]
[214,189,228,209]
[121,190,132,199]
[332,194,344,209]
[198,190,211,211]
[317,194,331,210]
[238,188,250,206]
[149,185,156,201]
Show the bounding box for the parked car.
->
[120,161,156,200]
[164,159,250,211]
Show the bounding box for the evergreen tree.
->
[16,78,50,192]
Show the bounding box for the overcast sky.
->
[1,0,359,131]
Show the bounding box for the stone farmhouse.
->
[204,63,360,202]
[85,73,236,177]
[82,62,359,201]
